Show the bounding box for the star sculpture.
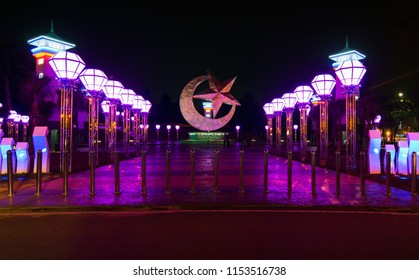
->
[193,71,241,118]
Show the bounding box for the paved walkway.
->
[0,141,418,212]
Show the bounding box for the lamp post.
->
[140,100,152,145]
[271,98,284,148]
[293,124,298,142]
[156,124,160,140]
[334,60,367,172]
[167,125,171,141]
[119,89,136,155]
[21,115,29,142]
[132,95,145,153]
[79,69,108,165]
[48,51,85,172]
[13,114,21,142]
[7,110,16,138]
[102,80,124,160]
[265,125,269,143]
[175,125,180,140]
[282,93,297,151]
[236,125,240,140]
[294,85,314,161]
[263,103,274,146]
[311,74,336,166]
[100,100,110,152]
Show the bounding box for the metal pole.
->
[214,149,220,193]
[114,150,120,195]
[36,150,42,195]
[190,149,195,193]
[263,150,268,194]
[63,149,68,196]
[90,150,95,196]
[239,150,244,193]
[288,150,292,194]
[336,150,340,195]
[166,149,171,194]
[360,151,366,195]
[7,150,13,196]
[141,149,146,195]
[311,151,316,195]
[386,151,391,196]
[412,152,417,196]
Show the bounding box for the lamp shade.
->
[102,80,124,100]
[271,98,284,112]
[13,114,22,122]
[294,86,314,104]
[334,60,366,86]
[141,100,152,113]
[79,69,108,92]
[119,89,136,105]
[282,93,297,109]
[48,51,85,80]
[101,100,110,113]
[311,74,336,96]
[132,95,145,110]
[21,115,30,123]
[263,103,274,115]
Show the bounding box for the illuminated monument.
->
[179,71,240,132]
[27,20,75,79]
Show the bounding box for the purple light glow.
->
[334,60,366,87]
[102,80,124,100]
[271,98,284,112]
[79,69,108,92]
[294,86,314,104]
[263,103,274,115]
[48,51,85,80]
[281,93,297,109]
[311,74,336,96]
[119,89,136,105]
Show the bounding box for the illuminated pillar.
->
[282,93,297,151]
[294,86,313,161]
[13,114,21,142]
[132,95,145,153]
[119,89,136,155]
[271,98,284,148]
[141,100,152,145]
[101,101,110,152]
[21,115,30,142]
[263,103,274,147]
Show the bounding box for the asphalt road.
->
[0,210,418,260]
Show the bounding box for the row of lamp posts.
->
[48,51,152,172]
[263,59,366,171]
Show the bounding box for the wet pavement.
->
[0,140,418,212]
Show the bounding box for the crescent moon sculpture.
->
[179,75,237,131]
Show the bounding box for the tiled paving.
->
[0,141,418,211]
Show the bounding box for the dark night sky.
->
[2,2,419,105]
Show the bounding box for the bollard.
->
[214,149,220,193]
[190,150,195,193]
[7,150,13,196]
[166,149,171,194]
[385,151,391,196]
[412,152,417,196]
[311,151,316,195]
[63,149,68,196]
[35,150,42,195]
[263,150,268,194]
[360,151,366,196]
[141,149,146,195]
[114,150,120,195]
[335,151,340,195]
[239,150,244,193]
[90,150,95,196]
[287,150,292,194]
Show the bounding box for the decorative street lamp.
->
[263,103,274,146]
[131,95,145,153]
[265,125,269,143]
[236,125,240,140]
[79,68,108,165]
[140,100,152,144]
[100,100,110,152]
[21,115,30,142]
[282,93,297,151]
[167,125,171,141]
[119,89,136,154]
[48,51,85,172]
[13,114,21,142]
[7,110,17,138]
[294,85,314,161]
[102,80,124,160]
[175,125,180,140]
[155,124,160,141]
[334,60,367,172]
[311,74,336,166]
[271,98,284,148]
[293,124,298,142]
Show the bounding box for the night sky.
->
[2,2,419,106]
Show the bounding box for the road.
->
[0,210,418,260]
